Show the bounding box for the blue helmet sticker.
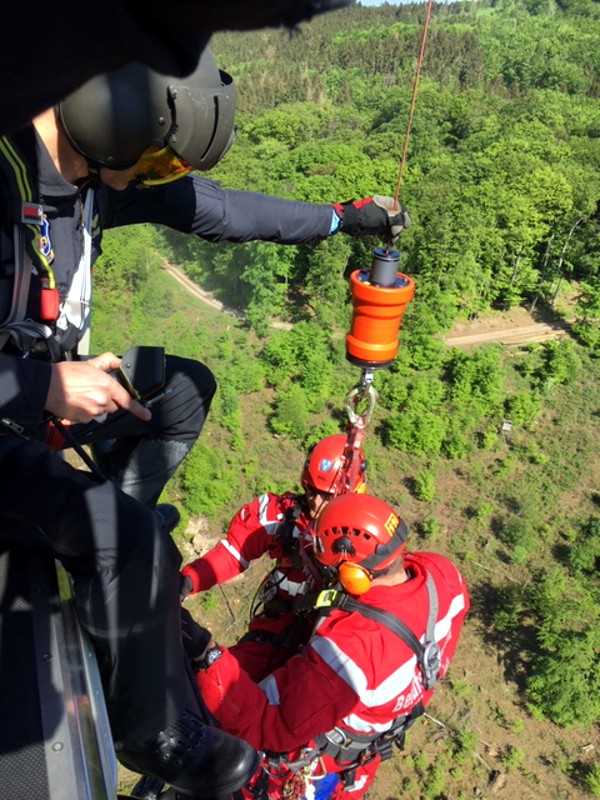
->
[319,458,334,473]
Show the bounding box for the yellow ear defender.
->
[338,561,373,596]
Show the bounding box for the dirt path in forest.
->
[162,260,293,330]
[163,261,572,346]
[444,305,571,348]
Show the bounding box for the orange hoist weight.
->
[346,247,415,369]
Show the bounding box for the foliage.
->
[497,517,538,563]
[452,729,478,766]
[414,469,437,502]
[303,418,342,450]
[379,346,508,458]
[504,392,541,428]
[385,407,447,457]
[526,572,600,726]
[586,763,600,798]
[180,443,239,517]
[418,516,442,541]
[261,322,336,412]
[95,225,161,293]
[575,278,600,354]
[501,745,525,772]
[270,384,310,441]
[568,517,600,574]
[150,3,600,344]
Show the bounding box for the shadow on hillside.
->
[402,476,417,498]
[551,542,572,567]
[469,580,539,694]
[528,299,575,335]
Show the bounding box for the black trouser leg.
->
[71,355,217,506]
[0,438,202,745]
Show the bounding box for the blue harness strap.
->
[313,771,340,800]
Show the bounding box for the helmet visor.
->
[133,146,192,186]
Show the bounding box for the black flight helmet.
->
[58,48,235,171]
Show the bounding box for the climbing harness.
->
[306,570,441,773]
[315,701,425,769]
[315,570,442,690]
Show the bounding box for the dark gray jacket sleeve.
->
[102,176,333,244]
[0,355,51,425]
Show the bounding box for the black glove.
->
[181,607,212,662]
[334,196,410,243]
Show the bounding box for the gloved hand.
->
[333,196,410,243]
[181,607,213,663]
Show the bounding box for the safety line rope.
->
[393,0,435,207]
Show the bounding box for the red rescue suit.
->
[182,492,320,681]
[196,552,470,799]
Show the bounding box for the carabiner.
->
[345,381,378,430]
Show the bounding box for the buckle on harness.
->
[21,202,44,226]
[314,589,341,610]
[325,727,353,749]
[422,641,441,688]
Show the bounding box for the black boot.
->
[118,710,259,798]
[155,503,181,534]
[131,773,165,799]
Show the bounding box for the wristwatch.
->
[194,645,224,671]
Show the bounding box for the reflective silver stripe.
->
[311,592,466,708]
[346,775,368,793]
[341,713,394,735]
[220,539,249,569]
[426,573,438,645]
[258,493,281,536]
[258,493,268,518]
[259,674,280,706]
[311,636,416,707]
[432,593,464,643]
[271,569,307,597]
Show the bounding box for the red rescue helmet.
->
[314,494,408,595]
[301,434,366,495]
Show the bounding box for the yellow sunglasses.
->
[133,146,193,186]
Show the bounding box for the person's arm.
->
[0,351,150,428]
[181,493,287,594]
[195,629,359,753]
[102,176,334,244]
[102,178,409,245]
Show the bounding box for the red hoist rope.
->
[393,0,435,208]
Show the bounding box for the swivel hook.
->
[345,368,378,429]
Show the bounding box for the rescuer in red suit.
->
[180,433,368,682]
[184,493,470,800]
